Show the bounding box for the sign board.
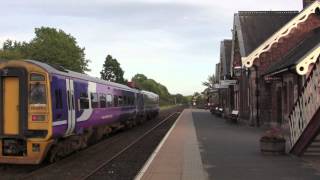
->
[264,76,281,83]
[220,80,237,86]
[213,84,228,89]
[208,89,218,93]
[233,66,242,77]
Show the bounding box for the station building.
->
[216,0,320,132]
[214,0,320,155]
[216,11,298,124]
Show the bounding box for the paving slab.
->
[192,110,320,180]
[137,109,207,180]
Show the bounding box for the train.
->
[0,60,159,164]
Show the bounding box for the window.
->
[91,93,99,108]
[30,73,45,81]
[132,96,136,105]
[29,83,46,105]
[99,93,106,108]
[114,95,118,107]
[118,96,123,106]
[80,92,89,109]
[123,96,127,106]
[55,89,63,109]
[107,94,113,107]
[128,96,132,105]
[129,96,135,105]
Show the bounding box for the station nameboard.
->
[213,84,228,89]
[220,80,237,86]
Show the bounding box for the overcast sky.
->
[0,0,302,95]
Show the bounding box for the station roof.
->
[234,11,298,57]
[242,1,320,75]
[263,29,320,76]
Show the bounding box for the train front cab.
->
[0,61,53,164]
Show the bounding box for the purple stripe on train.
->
[51,73,159,138]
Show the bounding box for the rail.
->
[79,112,179,180]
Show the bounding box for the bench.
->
[229,110,239,124]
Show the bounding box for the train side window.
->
[91,93,99,108]
[123,96,127,106]
[55,89,63,109]
[128,96,131,105]
[114,95,118,107]
[80,92,89,109]
[100,93,106,108]
[129,96,133,105]
[107,94,113,107]
[118,96,123,106]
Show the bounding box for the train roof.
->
[141,90,159,98]
[26,60,138,92]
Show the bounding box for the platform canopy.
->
[241,1,320,75]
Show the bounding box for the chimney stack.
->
[303,0,316,8]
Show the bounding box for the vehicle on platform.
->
[0,60,159,164]
[210,106,223,117]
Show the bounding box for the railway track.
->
[82,112,180,180]
[15,106,183,180]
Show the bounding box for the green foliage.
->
[0,40,29,60]
[0,27,90,73]
[202,74,216,89]
[100,54,126,84]
[192,92,206,106]
[132,74,188,106]
[172,93,189,104]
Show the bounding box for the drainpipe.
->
[252,65,260,127]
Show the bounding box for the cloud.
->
[0,0,302,95]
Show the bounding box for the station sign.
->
[220,80,237,86]
[213,84,228,89]
[233,66,242,77]
[264,76,281,83]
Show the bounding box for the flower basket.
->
[260,128,286,154]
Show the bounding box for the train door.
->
[0,68,28,137]
[65,79,76,135]
[3,77,20,135]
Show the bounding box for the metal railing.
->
[289,55,320,149]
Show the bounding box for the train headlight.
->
[31,115,46,121]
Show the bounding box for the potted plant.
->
[260,127,286,154]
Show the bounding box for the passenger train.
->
[0,60,159,164]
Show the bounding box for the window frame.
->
[29,82,47,105]
[107,94,113,107]
[79,92,89,110]
[91,93,99,109]
[99,93,107,108]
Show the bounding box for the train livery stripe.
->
[53,120,67,126]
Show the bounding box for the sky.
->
[0,0,302,95]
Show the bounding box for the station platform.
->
[135,109,320,180]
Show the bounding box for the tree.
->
[202,74,216,89]
[0,27,90,73]
[100,54,126,84]
[132,73,174,105]
[0,40,29,60]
